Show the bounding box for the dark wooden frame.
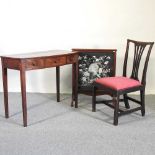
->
[72,49,117,108]
[93,39,154,125]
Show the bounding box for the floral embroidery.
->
[78,53,113,87]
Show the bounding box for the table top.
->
[1,50,76,59]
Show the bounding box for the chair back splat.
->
[123,39,154,86]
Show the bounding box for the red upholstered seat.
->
[95,76,142,91]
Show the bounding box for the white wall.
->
[0,0,155,94]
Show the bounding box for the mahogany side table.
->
[1,50,78,127]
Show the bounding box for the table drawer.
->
[44,56,66,67]
[66,54,78,64]
[25,56,67,70]
[25,59,45,70]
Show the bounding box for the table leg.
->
[2,66,9,118]
[74,62,78,108]
[20,68,27,127]
[56,66,60,102]
[71,63,75,107]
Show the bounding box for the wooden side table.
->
[1,50,78,127]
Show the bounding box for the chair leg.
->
[92,86,96,112]
[75,93,78,108]
[140,90,145,116]
[113,96,119,126]
[123,94,130,109]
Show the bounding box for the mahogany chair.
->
[92,39,154,125]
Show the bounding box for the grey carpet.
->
[0,93,155,155]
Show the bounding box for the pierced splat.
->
[130,43,146,80]
[123,39,154,86]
